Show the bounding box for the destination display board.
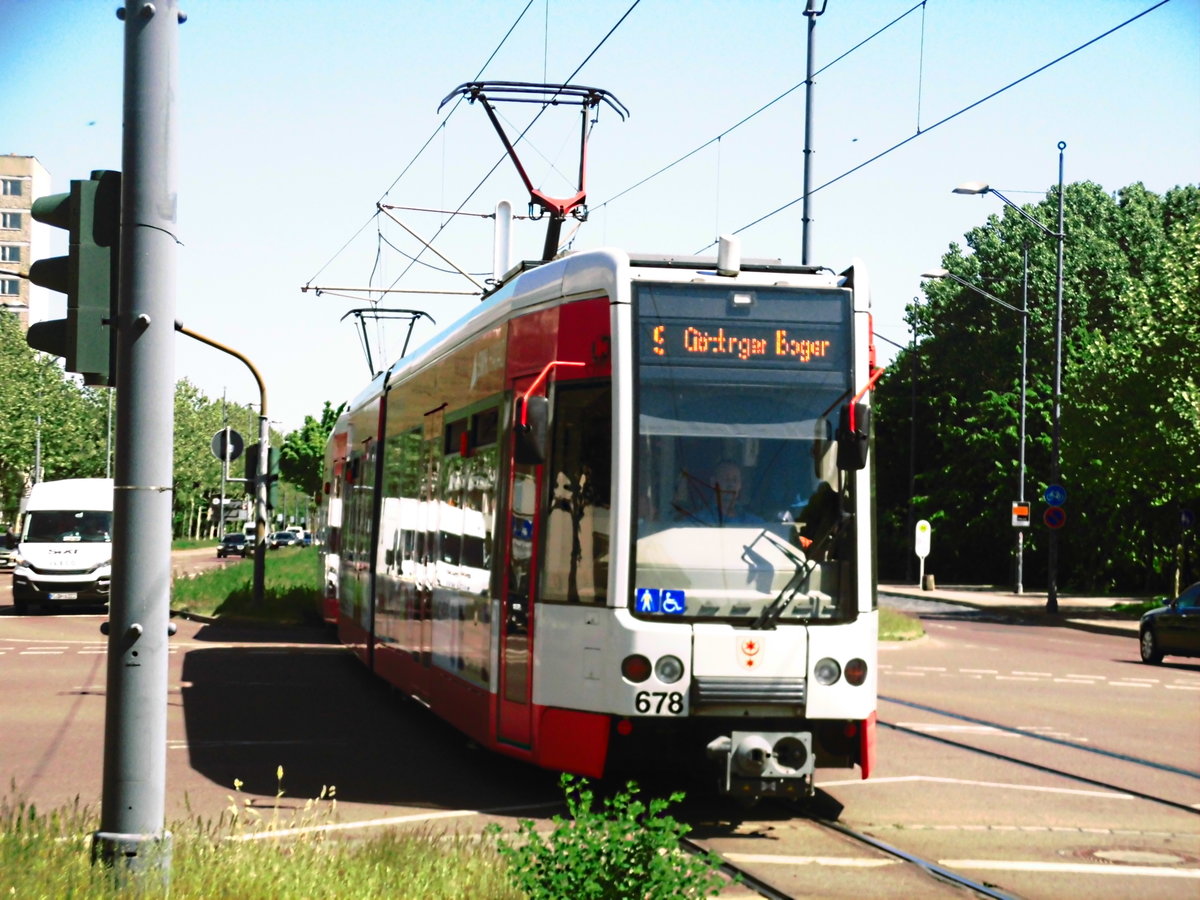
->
[639,320,843,370]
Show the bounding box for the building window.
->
[1,212,21,230]
[0,279,20,296]
[1,179,22,197]
[0,246,20,263]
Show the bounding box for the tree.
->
[0,313,109,525]
[279,401,344,498]
[874,181,1200,594]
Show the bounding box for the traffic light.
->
[26,170,121,387]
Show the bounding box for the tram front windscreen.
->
[631,281,857,625]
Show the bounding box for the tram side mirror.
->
[836,402,870,471]
[514,396,549,465]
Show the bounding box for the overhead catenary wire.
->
[592,0,927,213]
[304,0,539,289]
[701,0,1173,250]
[374,0,643,296]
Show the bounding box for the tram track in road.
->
[680,812,1020,900]
[877,696,1200,817]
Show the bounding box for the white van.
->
[12,478,114,613]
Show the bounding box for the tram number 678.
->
[635,691,684,715]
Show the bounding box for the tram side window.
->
[541,383,612,604]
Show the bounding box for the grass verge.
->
[879,606,925,641]
[171,547,322,625]
[0,791,520,899]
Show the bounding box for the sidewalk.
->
[878,582,1147,639]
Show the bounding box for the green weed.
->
[488,774,727,899]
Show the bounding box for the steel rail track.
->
[808,816,1021,900]
[681,814,1022,900]
[879,717,1200,816]
[881,694,1200,779]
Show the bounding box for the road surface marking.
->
[1012,670,1052,676]
[724,854,893,868]
[942,860,1200,878]
[816,774,1129,799]
[228,800,563,841]
[961,668,997,674]
[1109,681,1153,688]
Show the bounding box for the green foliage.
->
[874,181,1200,593]
[0,313,109,524]
[0,789,521,899]
[279,401,344,498]
[171,547,322,624]
[488,775,726,900]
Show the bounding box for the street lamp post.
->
[952,141,1066,613]
[922,267,1028,594]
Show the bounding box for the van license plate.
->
[47,592,78,600]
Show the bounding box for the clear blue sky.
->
[4,0,1197,430]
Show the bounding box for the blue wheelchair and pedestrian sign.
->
[635,588,687,615]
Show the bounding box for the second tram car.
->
[322,244,879,798]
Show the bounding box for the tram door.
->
[498,378,543,747]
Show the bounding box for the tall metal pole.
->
[800,0,827,264]
[1016,245,1029,594]
[94,0,183,881]
[1046,141,1066,614]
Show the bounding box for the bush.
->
[488,775,727,899]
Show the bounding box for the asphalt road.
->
[1,585,1197,898]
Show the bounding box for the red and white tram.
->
[322,243,879,798]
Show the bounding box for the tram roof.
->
[344,247,849,411]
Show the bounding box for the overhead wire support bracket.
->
[339,308,436,378]
[438,81,628,261]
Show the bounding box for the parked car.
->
[1139,582,1200,663]
[268,531,302,549]
[217,533,249,558]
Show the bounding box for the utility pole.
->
[93,0,184,884]
[800,0,828,264]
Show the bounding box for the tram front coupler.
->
[707,730,816,798]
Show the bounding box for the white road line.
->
[961,668,998,674]
[815,775,1130,799]
[1066,674,1106,680]
[20,650,65,655]
[1166,685,1200,691]
[995,675,1040,681]
[1054,678,1097,684]
[1109,682,1153,689]
[228,800,563,841]
[1012,671,1052,677]
[890,671,927,676]
[942,860,1200,878]
[724,854,893,868]
[909,666,947,671]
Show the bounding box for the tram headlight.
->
[813,657,841,685]
[621,654,652,683]
[654,655,684,684]
[845,658,868,686]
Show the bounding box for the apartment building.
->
[0,155,53,331]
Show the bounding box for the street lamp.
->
[952,141,1066,613]
[922,266,1028,594]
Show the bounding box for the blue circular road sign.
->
[1044,484,1067,506]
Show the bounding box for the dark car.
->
[1139,582,1200,664]
[217,533,249,558]
[268,531,302,549]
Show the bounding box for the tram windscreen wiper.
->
[750,530,815,630]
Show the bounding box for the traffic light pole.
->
[176,323,269,604]
[93,0,184,882]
